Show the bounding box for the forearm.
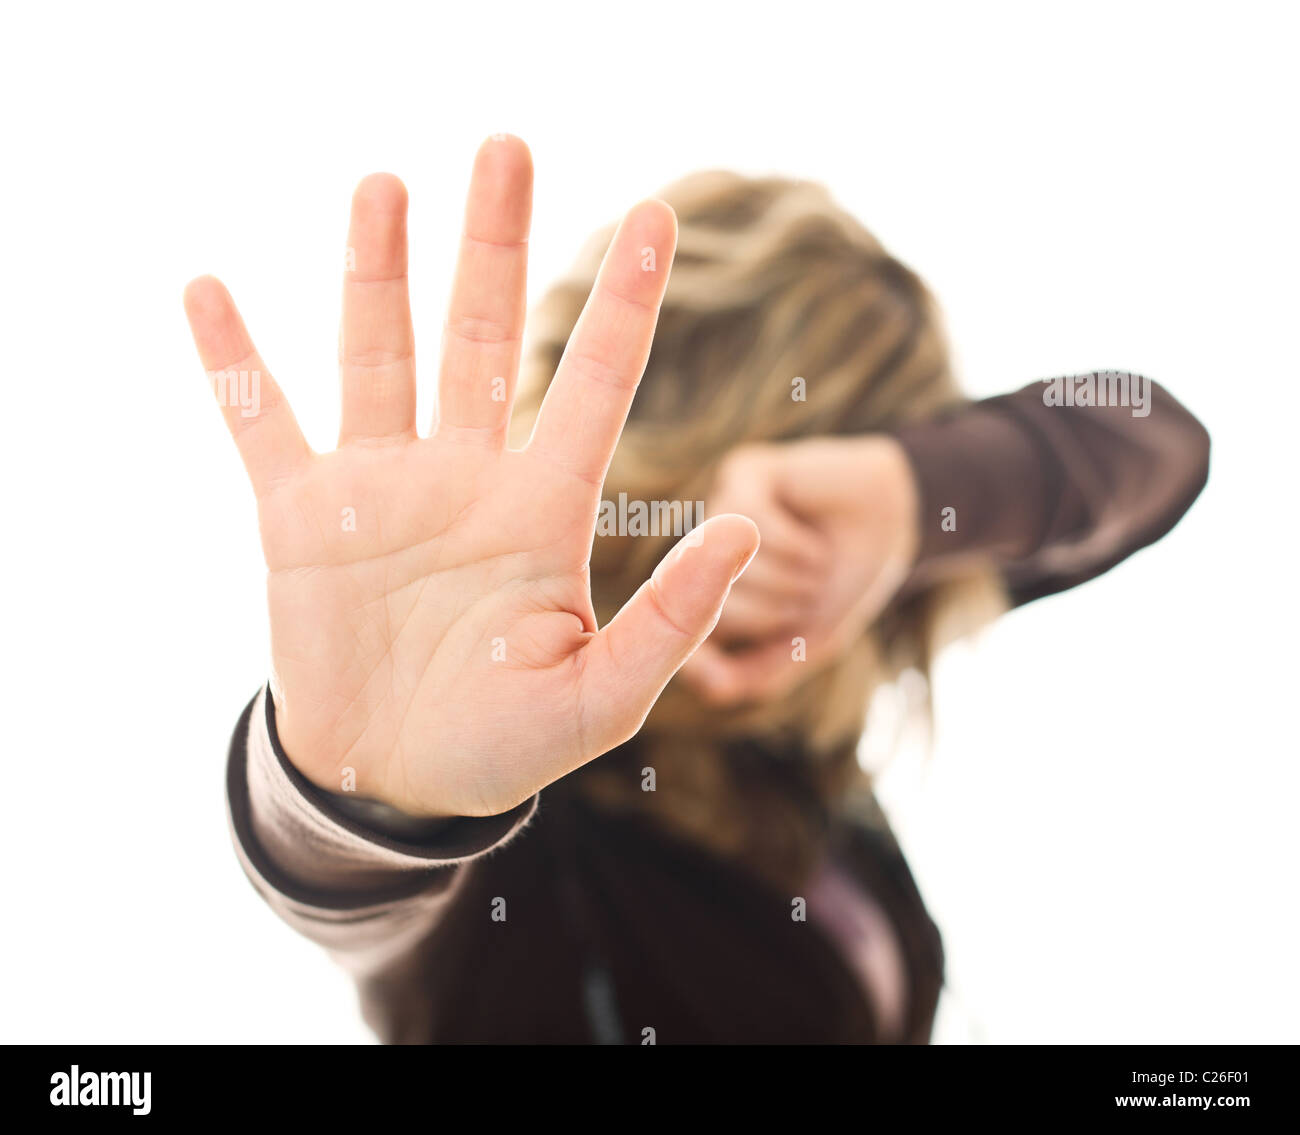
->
[226,687,536,972]
[892,377,1211,605]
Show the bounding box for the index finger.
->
[526,199,676,485]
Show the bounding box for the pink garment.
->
[805,858,909,1041]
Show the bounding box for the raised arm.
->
[186,136,759,966]
[683,377,1209,704]
[893,378,1211,605]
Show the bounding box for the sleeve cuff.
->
[891,399,1059,577]
[226,686,537,910]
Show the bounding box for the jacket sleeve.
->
[225,685,536,981]
[892,377,1210,606]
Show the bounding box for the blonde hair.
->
[512,172,1002,888]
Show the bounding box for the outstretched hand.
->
[184,137,759,819]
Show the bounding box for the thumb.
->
[577,514,760,755]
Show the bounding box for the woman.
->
[186,135,1209,1043]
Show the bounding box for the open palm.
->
[185,137,758,819]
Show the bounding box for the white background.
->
[1,1,1295,1044]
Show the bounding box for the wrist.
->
[268,685,456,823]
[862,435,921,571]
